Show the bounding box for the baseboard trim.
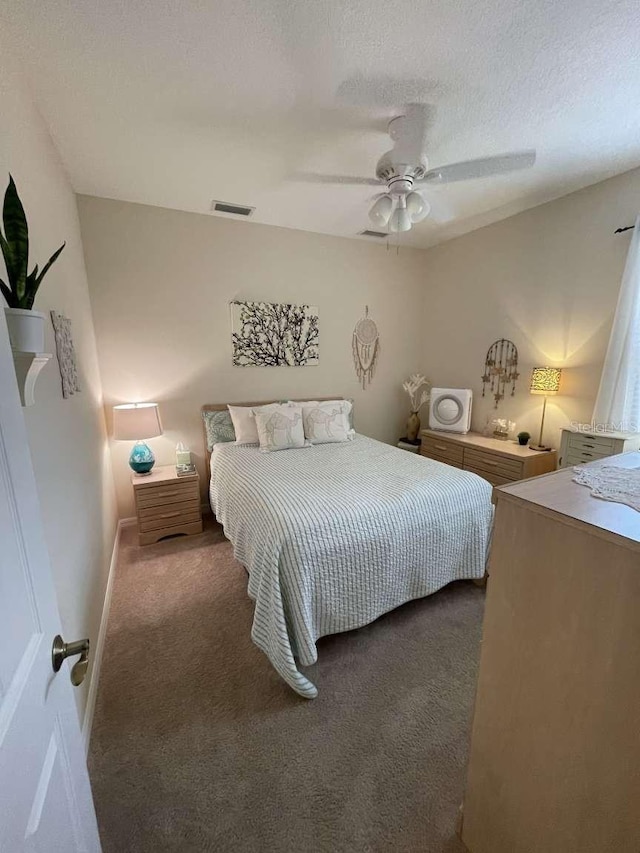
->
[81,519,123,754]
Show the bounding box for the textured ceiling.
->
[4,0,640,248]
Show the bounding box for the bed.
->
[204,402,494,699]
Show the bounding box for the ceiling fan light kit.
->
[304,103,536,236]
[389,196,412,233]
[369,194,393,227]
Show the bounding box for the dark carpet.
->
[89,515,483,853]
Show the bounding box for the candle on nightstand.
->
[175,442,191,467]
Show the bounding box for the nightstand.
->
[132,465,202,545]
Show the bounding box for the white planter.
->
[4,308,46,352]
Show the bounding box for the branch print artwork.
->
[231,301,319,367]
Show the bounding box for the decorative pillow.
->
[253,403,306,452]
[202,410,236,451]
[291,399,354,429]
[228,403,277,445]
[298,400,354,445]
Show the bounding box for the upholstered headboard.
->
[201,398,343,482]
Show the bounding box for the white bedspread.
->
[209,435,493,698]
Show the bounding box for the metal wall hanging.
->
[352,306,379,390]
[481,338,518,408]
[50,311,80,398]
[231,301,319,366]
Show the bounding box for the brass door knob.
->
[52,635,90,686]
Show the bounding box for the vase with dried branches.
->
[402,373,431,441]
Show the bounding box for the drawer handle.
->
[581,452,593,457]
[484,460,498,467]
[582,444,595,448]
[158,511,181,519]
[154,489,184,498]
[434,444,449,452]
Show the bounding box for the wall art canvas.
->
[50,310,81,398]
[231,301,319,367]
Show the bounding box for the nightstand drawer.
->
[139,509,202,533]
[464,448,523,479]
[136,481,198,508]
[565,451,611,466]
[421,437,464,465]
[567,434,615,454]
[138,498,200,520]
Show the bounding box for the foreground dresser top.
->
[496,452,640,548]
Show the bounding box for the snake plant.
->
[0,175,65,310]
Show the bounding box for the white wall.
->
[421,167,640,445]
[77,196,429,518]
[0,41,118,721]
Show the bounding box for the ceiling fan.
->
[295,105,536,233]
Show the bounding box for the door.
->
[0,310,101,851]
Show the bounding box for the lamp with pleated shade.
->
[529,367,562,451]
[113,403,163,474]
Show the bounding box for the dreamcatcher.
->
[352,306,380,390]
[481,338,519,408]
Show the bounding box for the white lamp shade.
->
[113,403,163,440]
[406,191,430,223]
[369,194,393,227]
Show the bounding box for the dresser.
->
[462,454,640,853]
[559,427,640,467]
[132,465,203,545]
[420,429,557,486]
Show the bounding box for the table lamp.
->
[113,403,163,474]
[529,367,562,451]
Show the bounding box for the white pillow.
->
[253,403,306,452]
[296,400,354,445]
[228,403,277,445]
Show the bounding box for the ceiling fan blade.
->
[389,103,433,162]
[424,193,455,224]
[420,150,536,184]
[290,171,382,187]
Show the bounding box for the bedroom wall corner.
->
[0,38,118,723]
[77,196,429,518]
[419,166,640,445]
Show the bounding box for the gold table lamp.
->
[529,367,561,451]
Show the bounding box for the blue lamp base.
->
[129,441,155,475]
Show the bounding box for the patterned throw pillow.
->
[254,404,306,452]
[202,410,236,451]
[299,400,354,445]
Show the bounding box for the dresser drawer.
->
[422,451,463,469]
[136,480,198,508]
[421,437,464,465]
[567,434,615,454]
[464,464,514,487]
[138,498,200,520]
[139,509,202,533]
[464,448,523,480]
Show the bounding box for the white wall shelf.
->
[12,351,52,406]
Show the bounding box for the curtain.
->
[592,214,640,432]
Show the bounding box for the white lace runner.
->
[573,464,640,512]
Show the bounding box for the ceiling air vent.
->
[211,200,255,217]
[359,229,387,238]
